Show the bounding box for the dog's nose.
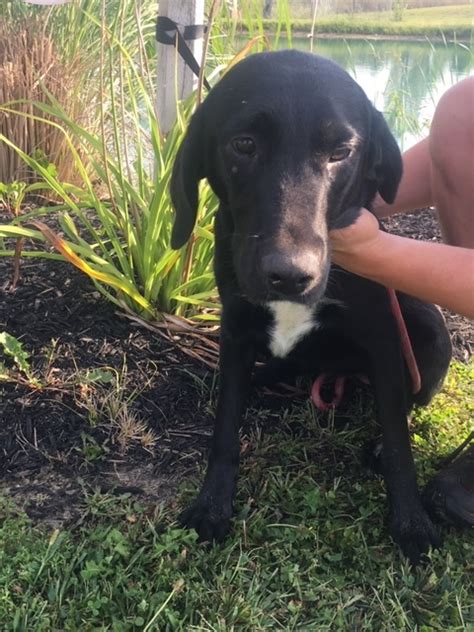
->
[262,253,316,297]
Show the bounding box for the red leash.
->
[311,375,346,410]
[311,287,421,409]
[387,287,421,394]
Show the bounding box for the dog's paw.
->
[179,496,233,543]
[390,506,441,565]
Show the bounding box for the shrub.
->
[0,4,218,320]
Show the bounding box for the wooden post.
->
[156,0,205,134]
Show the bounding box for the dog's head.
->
[170,50,402,305]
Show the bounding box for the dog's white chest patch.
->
[267,301,317,358]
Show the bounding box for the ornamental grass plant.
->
[0,1,219,320]
[0,17,92,188]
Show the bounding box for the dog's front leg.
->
[179,329,255,542]
[369,341,440,564]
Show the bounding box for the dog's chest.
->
[267,301,317,358]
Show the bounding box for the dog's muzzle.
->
[261,250,326,300]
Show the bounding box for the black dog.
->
[170,50,452,564]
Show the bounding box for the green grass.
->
[1,361,472,630]
[244,5,473,39]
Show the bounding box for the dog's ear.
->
[170,109,205,250]
[367,108,403,204]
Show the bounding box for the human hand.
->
[329,208,381,266]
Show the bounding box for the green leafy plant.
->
[0,331,36,383]
[0,5,219,320]
[0,182,27,216]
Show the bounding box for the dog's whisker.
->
[227,232,261,240]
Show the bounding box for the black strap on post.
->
[156,16,211,91]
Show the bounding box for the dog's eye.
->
[232,137,256,156]
[328,147,351,162]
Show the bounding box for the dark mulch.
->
[0,254,218,524]
[0,208,472,525]
[382,211,472,362]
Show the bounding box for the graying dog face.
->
[171,51,402,305]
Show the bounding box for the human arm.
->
[330,209,474,319]
[372,137,432,218]
[372,78,474,249]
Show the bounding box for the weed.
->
[74,361,158,455]
[0,331,40,385]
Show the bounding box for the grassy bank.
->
[1,361,473,630]
[241,5,473,40]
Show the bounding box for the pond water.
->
[270,37,472,149]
